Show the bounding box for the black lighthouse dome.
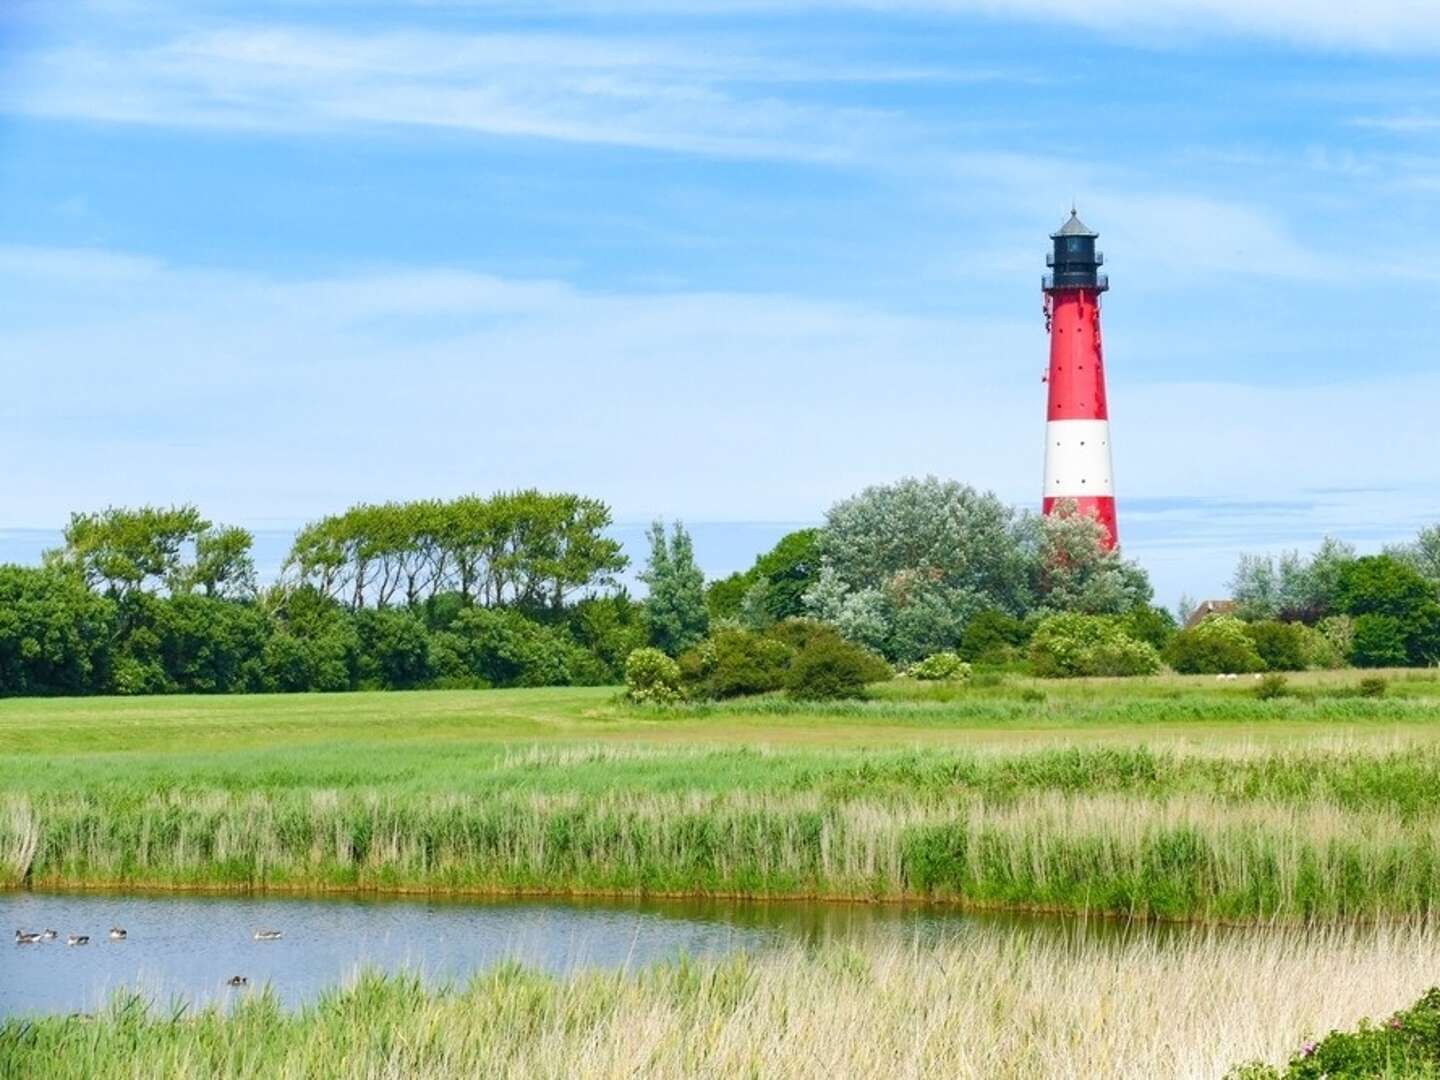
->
[1045,209,1108,292]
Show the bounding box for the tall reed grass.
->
[5,924,1437,1078]
[9,781,1440,921]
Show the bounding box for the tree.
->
[1230,537,1355,623]
[1030,501,1152,615]
[1242,620,1307,672]
[0,566,115,695]
[804,477,1033,662]
[639,520,709,655]
[1334,555,1440,666]
[1387,525,1440,586]
[48,505,209,597]
[707,529,823,626]
[175,525,257,599]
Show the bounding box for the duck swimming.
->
[67,934,89,946]
[226,975,249,987]
[108,927,127,940]
[15,930,42,944]
[253,929,283,941]
[41,930,58,941]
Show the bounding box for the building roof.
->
[1051,209,1098,239]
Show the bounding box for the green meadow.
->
[7,671,1440,922]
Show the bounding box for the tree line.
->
[0,475,1198,698]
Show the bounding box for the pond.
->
[1,890,1192,1018]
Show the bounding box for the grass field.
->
[5,924,1438,1079]
[6,671,1440,920]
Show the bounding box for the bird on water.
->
[41,929,58,941]
[226,975,249,987]
[67,934,89,946]
[253,929,283,941]
[109,927,127,940]
[15,930,42,944]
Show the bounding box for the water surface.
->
[0,890,1188,1018]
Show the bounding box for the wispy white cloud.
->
[232,0,1440,53]
[5,25,1002,160]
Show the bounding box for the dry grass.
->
[5,924,1437,1078]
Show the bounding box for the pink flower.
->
[1301,1041,1317,1058]
[1389,1017,1403,1030]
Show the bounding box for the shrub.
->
[1254,673,1290,700]
[1243,620,1307,672]
[1029,613,1161,678]
[624,647,684,704]
[1358,676,1388,698]
[1119,605,1179,652]
[958,610,1031,664]
[677,629,794,700]
[786,636,887,700]
[430,608,583,689]
[909,652,972,681]
[1227,986,1440,1079]
[1165,615,1265,675]
[1295,622,1345,670]
[1350,614,1408,668]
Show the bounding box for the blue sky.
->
[2,1,1438,607]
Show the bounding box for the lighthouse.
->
[1042,209,1118,549]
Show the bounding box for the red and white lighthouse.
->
[1042,210,1118,549]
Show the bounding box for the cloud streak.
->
[5,25,994,161]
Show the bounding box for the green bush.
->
[677,628,794,699]
[1243,620,1308,672]
[1228,986,1440,1079]
[624,647,684,703]
[1029,613,1161,678]
[1165,615,1266,675]
[1357,676,1388,698]
[958,610,1031,664]
[785,636,888,700]
[1295,622,1345,670]
[909,652,972,681]
[1350,614,1409,668]
[1254,673,1290,700]
[1119,605,1179,651]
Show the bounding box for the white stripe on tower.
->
[1043,418,1114,499]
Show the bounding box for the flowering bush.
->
[1028,613,1162,678]
[624,647,684,704]
[909,652,972,681]
[1227,986,1440,1078]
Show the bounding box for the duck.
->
[108,927,127,940]
[253,929,283,941]
[225,975,249,987]
[15,930,42,944]
[41,929,58,941]
[67,934,89,946]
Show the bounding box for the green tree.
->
[48,505,209,597]
[639,521,709,655]
[1349,614,1409,668]
[707,529,823,626]
[1031,501,1153,615]
[1335,555,1440,666]
[0,566,115,695]
[1242,620,1307,672]
[174,525,257,599]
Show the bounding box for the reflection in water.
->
[0,891,1225,1018]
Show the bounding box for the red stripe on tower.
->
[1042,210,1118,549]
